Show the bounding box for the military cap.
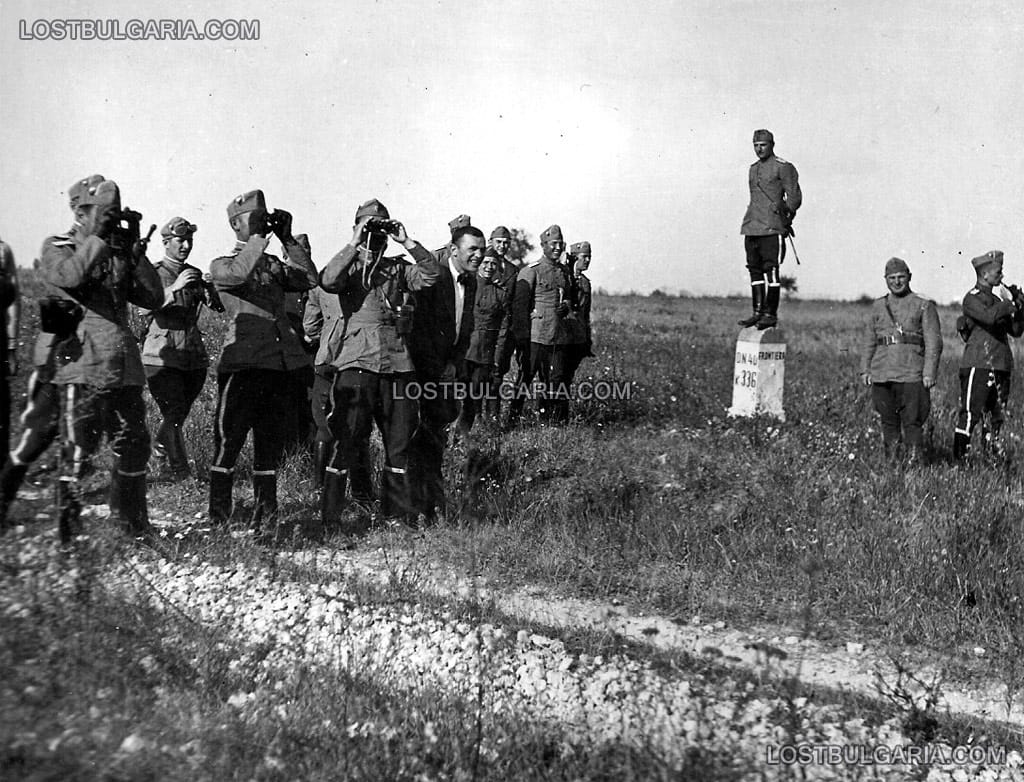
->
[68,174,106,208]
[884,257,909,276]
[540,225,564,243]
[570,241,591,255]
[972,250,1004,270]
[355,198,390,221]
[752,129,774,143]
[448,214,472,233]
[227,189,266,219]
[161,216,198,239]
[77,178,121,209]
[490,225,511,240]
[482,246,500,260]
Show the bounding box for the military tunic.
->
[458,274,513,434]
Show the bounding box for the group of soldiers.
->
[735,127,1020,462]
[0,176,596,538]
[861,252,1024,461]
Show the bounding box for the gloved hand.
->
[272,209,293,241]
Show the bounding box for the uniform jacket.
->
[859,291,942,383]
[140,258,211,370]
[741,154,802,236]
[408,259,476,379]
[39,227,164,388]
[466,274,512,367]
[959,284,1024,371]
[319,242,439,374]
[512,258,571,346]
[211,236,317,374]
[302,285,344,371]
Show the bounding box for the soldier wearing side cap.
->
[952,251,1024,459]
[563,241,595,394]
[859,258,941,460]
[508,224,573,425]
[738,129,801,330]
[318,199,440,530]
[0,235,20,457]
[432,214,473,264]
[139,217,219,479]
[1,176,163,535]
[208,190,317,528]
[488,226,519,285]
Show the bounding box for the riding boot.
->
[313,440,331,490]
[738,281,766,327]
[209,469,234,523]
[320,467,348,525]
[757,284,781,329]
[0,461,28,531]
[168,425,191,476]
[251,472,277,530]
[116,472,151,535]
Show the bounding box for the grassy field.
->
[3,278,1024,779]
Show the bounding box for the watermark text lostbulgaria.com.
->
[765,742,1008,767]
[18,18,259,42]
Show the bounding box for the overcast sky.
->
[2,0,1023,303]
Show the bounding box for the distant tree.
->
[504,227,534,267]
[649,288,669,298]
[779,275,798,296]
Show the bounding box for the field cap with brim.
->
[68,174,106,208]
[448,214,471,233]
[571,241,591,255]
[884,257,909,276]
[540,225,564,243]
[161,217,197,239]
[972,250,1004,270]
[483,246,500,260]
[490,226,511,240]
[355,199,390,221]
[78,179,121,209]
[227,190,266,219]
[753,129,774,143]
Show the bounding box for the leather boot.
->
[251,472,277,530]
[381,464,414,520]
[115,472,151,536]
[757,284,780,329]
[738,282,766,327]
[321,467,348,525]
[0,461,29,531]
[209,469,234,523]
[152,421,171,463]
[350,451,375,505]
[168,425,191,476]
[313,440,331,490]
[953,432,971,460]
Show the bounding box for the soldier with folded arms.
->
[859,257,941,460]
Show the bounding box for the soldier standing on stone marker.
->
[859,258,941,460]
[952,251,1024,459]
[140,217,220,479]
[738,129,801,330]
[208,190,317,528]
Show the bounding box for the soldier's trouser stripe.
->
[210,466,233,474]
[384,464,406,474]
[213,373,234,467]
[118,469,147,477]
[65,385,85,472]
[767,265,780,286]
[964,368,976,435]
[252,469,276,476]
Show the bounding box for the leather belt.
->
[877,334,924,346]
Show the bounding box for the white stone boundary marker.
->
[728,326,786,421]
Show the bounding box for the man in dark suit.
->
[408,225,483,521]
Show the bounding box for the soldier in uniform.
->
[140,217,220,478]
[488,226,519,284]
[408,225,480,520]
[3,177,163,534]
[303,281,344,490]
[953,251,1024,459]
[507,224,571,425]
[208,190,317,527]
[738,129,801,330]
[456,246,512,436]
[0,235,20,455]
[562,241,594,407]
[859,258,941,460]
[319,199,439,530]
[281,234,316,451]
